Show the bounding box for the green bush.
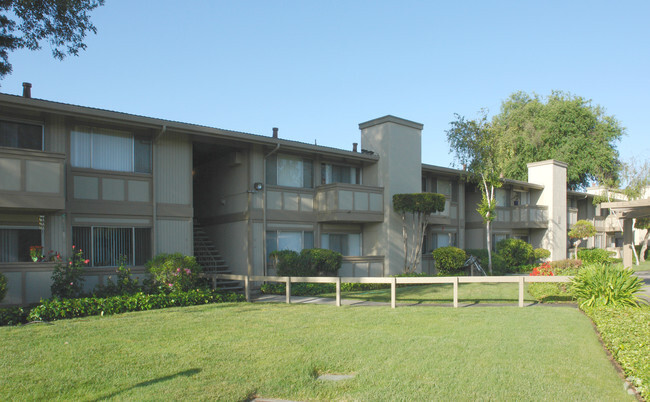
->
[271,249,342,276]
[145,253,203,292]
[571,264,645,308]
[51,246,88,299]
[28,289,244,322]
[496,238,533,269]
[577,248,613,265]
[93,258,141,297]
[432,247,467,275]
[260,282,336,296]
[549,259,583,275]
[583,306,650,400]
[533,248,551,261]
[299,249,342,276]
[0,306,30,326]
[0,273,7,303]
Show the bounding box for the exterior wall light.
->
[254,182,264,191]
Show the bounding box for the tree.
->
[636,217,650,262]
[393,193,446,273]
[446,111,502,274]
[490,91,625,190]
[593,157,649,265]
[0,0,104,80]
[568,220,597,259]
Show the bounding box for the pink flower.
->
[72,245,75,249]
[84,259,90,264]
[184,269,191,274]
[168,283,173,287]
[69,282,73,286]
[69,261,72,265]
[177,268,181,272]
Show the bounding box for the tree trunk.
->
[574,239,581,259]
[640,231,649,262]
[486,220,493,274]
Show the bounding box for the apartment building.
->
[0,90,636,305]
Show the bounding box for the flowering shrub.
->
[29,246,62,262]
[50,246,89,299]
[145,253,203,292]
[92,257,140,297]
[529,262,554,276]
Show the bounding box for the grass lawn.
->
[633,258,650,271]
[321,282,540,304]
[0,303,633,401]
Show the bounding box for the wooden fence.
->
[204,274,572,309]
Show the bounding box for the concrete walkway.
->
[635,271,650,303]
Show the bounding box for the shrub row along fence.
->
[203,274,572,308]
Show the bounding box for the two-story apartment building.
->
[1,89,642,305]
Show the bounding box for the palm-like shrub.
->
[571,264,645,308]
[0,273,7,302]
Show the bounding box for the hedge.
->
[431,246,466,275]
[23,290,244,323]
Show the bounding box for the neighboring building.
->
[0,90,632,305]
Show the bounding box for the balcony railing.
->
[316,183,384,222]
[0,147,65,211]
[493,205,548,228]
[594,216,621,232]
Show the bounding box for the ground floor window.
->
[424,232,457,253]
[492,234,509,250]
[321,233,361,256]
[266,231,314,257]
[72,226,151,266]
[0,228,42,262]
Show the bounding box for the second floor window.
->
[321,163,360,185]
[71,126,152,173]
[0,120,42,151]
[266,154,313,188]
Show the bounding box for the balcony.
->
[594,216,620,232]
[493,205,548,229]
[0,147,65,211]
[316,183,384,222]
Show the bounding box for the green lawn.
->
[0,302,633,401]
[321,282,540,304]
[633,258,650,271]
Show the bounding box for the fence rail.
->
[203,273,572,309]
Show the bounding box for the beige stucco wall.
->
[527,160,568,260]
[360,116,422,275]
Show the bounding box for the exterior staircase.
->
[193,220,243,293]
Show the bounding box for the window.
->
[266,154,313,188]
[422,177,428,192]
[0,120,42,150]
[71,126,152,173]
[0,228,42,262]
[495,189,508,207]
[321,233,361,256]
[424,232,457,253]
[511,190,529,206]
[321,163,361,185]
[72,226,151,266]
[492,234,509,250]
[266,230,314,257]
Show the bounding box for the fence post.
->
[336,277,341,307]
[244,275,250,302]
[518,276,524,307]
[211,275,217,290]
[391,277,396,309]
[453,277,459,308]
[286,277,291,304]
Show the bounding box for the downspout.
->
[262,143,281,275]
[152,125,167,256]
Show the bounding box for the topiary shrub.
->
[432,246,466,275]
[0,273,7,303]
[145,253,203,292]
[577,248,614,265]
[271,249,342,276]
[572,264,644,308]
[496,238,533,269]
[549,259,583,274]
[299,249,342,276]
[533,248,551,261]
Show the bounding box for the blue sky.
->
[2,1,648,168]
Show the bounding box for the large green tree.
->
[1,0,104,80]
[446,111,501,274]
[491,91,624,190]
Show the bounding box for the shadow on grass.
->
[92,368,201,401]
